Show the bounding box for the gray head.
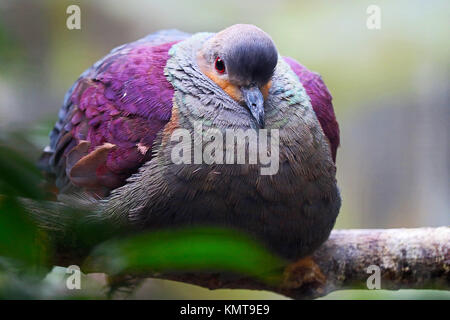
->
[197,24,278,128]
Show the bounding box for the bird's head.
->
[197,24,278,128]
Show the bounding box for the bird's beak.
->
[241,86,265,128]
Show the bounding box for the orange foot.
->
[283,256,326,291]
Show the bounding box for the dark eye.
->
[215,57,226,74]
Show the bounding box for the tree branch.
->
[145,227,450,299]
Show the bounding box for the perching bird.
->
[41,24,340,260]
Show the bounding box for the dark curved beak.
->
[241,86,265,128]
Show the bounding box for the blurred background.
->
[0,0,448,299]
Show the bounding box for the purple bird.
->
[41,24,340,260]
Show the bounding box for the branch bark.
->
[145,227,450,299]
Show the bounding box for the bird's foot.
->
[282,256,326,292]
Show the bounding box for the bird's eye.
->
[215,57,226,74]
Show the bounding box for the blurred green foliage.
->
[89,227,284,281]
[0,197,47,269]
[0,145,46,199]
[0,137,284,299]
[0,144,48,273]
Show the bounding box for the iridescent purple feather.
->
[45,31,189,195]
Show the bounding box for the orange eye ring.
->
[214,57,226,74]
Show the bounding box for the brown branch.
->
[145,227,450,299]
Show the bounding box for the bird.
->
[40,24,341,260]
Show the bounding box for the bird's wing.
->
[283,57,340,162]
[41,31,190,197]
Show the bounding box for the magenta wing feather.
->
[43,31,189,196]
[283,57,340,162]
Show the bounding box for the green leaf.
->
[88,227,285,283]
[0,144,45,200]
[0,197,47,268]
